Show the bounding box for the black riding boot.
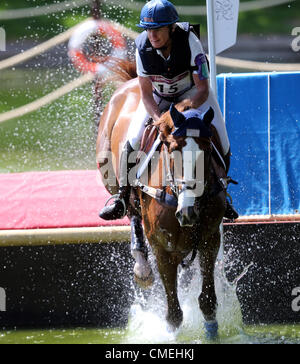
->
[99,141,134,220]
[224,199,239,220]
[223,151,239,220]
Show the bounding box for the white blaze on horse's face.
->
[175,137,205,227]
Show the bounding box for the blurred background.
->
[0,0,299,174]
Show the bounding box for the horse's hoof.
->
[166,314,183,333]
[204,320,218,340]
[166,322,178,334]
[134,270,154,289]
[133,255,154,289]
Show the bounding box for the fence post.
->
[0,27,6,52]
[0,287,6,312]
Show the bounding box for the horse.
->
[96,59,227,339]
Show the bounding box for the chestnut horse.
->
[96,60,227,339]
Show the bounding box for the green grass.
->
[0,324,299,344]
[0,0,299,40]
[0,327,127,344]
[0,69,99,173]
[244,324,300,344]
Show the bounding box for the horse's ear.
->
[203,107,214,127]
[170,103,185,128]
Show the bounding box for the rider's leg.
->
[127,98,150,150]
[207,98,238,219]
[99,95,172,221]
[206,95,238,219]
[127,94,171,149]
[223,149,239,220]
[99,140,134,220]
[99,99,150,220]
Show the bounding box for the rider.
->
[99,0,238,221]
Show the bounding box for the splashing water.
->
[123,249,254,344]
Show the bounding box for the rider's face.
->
[147,26,171,49]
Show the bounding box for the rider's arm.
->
[189,74,209,109]
[138,76,161,122]
[187,32,210,108]
[136,48,161,122]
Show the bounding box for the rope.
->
[0,0,89,20]
[0,0,296,20]
[0,23,82,71]
[216,55,300,72]
[0,19,137,73]
[237,0,296,12]
[0,19,299,124]
[107,0,296,15]
[0,73,93,124]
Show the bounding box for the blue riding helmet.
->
[137,0,179,29]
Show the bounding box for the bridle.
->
[134,128,230,268]
[134,132,217,209]
[162,136,214,201]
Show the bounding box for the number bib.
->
[150,71,192,98]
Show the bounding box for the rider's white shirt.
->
[131,26,230,155]
[136,28,206,98]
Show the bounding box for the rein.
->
[134,141,178,209]
[134,134,227,210]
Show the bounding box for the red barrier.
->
[1,170,299,231]
[0,170,129,230]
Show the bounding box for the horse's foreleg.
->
[130,216,154,289]
[156,248,183,331]
[198,232,220,339]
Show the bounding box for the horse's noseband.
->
[165,137,212,199]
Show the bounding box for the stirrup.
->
[104,194,127,218]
